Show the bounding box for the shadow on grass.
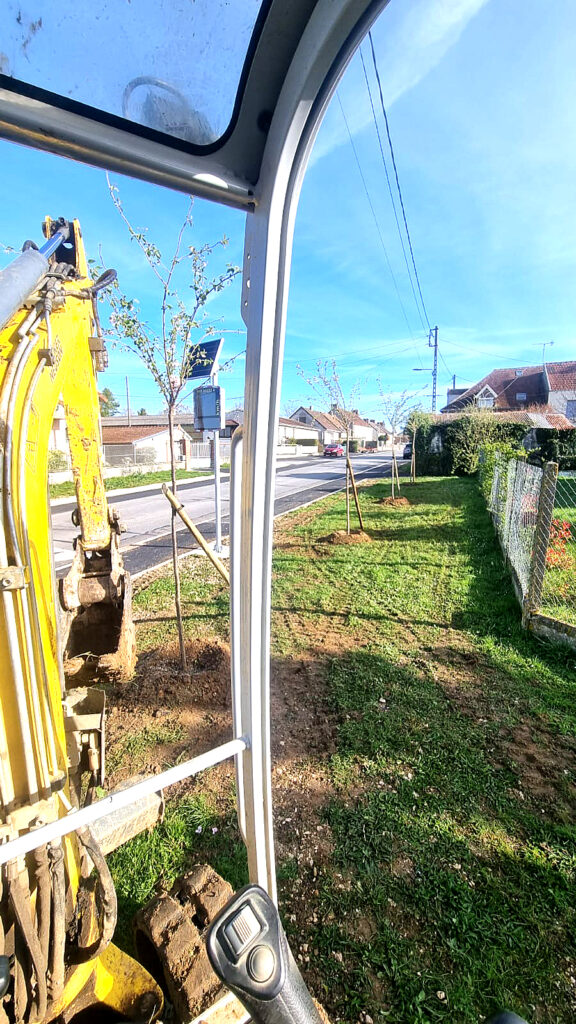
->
[276,476,576,1022]
[309,644,576,1023]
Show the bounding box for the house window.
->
[477,396,494,408]
[299,415,306,423]
[566,399,576,421]
[516,392,526,402]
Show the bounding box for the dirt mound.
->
[380,496,410,507]
[320,529,371,545]
[142,637,230,707]
[186,638,230,706]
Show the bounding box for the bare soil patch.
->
[105,628,342,861]
[380,496,410,507]
[431,637,576,819]
[319,529,372,545]
[105,637,232,792]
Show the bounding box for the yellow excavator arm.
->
[0,218,158,1024]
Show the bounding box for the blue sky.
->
[1,0,575,419]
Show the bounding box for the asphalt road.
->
[51,452,395,576]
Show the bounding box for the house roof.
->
[443,366,546,411]
[278,417,318,431]
[291,407,343,430]
[545,361,576,391]
[291,407,377,431]
[350,411,377,430]
[442,360,576,413]
[101,424,170,444]
[428,410,574,430]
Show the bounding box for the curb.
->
[50,472,225,510]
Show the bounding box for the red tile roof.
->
[430,410,574,430]
[294,408,343,430]
[101,424,168,444]
[545,361,576,391]
[278,417,318,430]
[445,366,546,411]
[443,361,576,413]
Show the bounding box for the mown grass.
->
[49,467,211,499]
[110,476,576,1023]
[271,478,576,1023]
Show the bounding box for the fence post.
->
[502,458,517,551]
[524,461,558,621]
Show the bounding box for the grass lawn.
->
[107,476,576,1024]
[49,467,212,499]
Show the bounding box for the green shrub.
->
[530,428,576,470]
[296,437,318,447]
[48,449,68,472]
[477,441,526,502]
[407,410,526,476]
[348,439,360,453]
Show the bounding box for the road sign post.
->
[189,339,225,555]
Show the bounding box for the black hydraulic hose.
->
[7,873,47,1021]
[48,841,66,1003]
[67,827,117,965]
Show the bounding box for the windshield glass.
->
[0,0,264,146]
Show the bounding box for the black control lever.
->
[206,884,324,1024]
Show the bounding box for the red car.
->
[324,443,344,457]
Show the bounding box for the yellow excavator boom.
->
[0,217,159,1024]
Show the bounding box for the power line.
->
[359,46,427,334]
[438,348,454,379]
[368,30,431,331]
[441,339,535,364]
[336,93,420,356]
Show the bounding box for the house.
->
[100,423,194,468]
[290,407,343,444]
[442,360,576,423]
[102,412,204,440]
[277,417,321,446]
[289,406,380,446]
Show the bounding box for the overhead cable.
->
[336,93,420,357]
[368,31,432,331]
[359,46,427,334]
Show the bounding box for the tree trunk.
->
[345,430,351,533]
[391,433,396,499]
[168,403,187,672]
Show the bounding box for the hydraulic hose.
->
[32,846,51,986]
[7,870,48,1021]
[48,841,66,1003]
[67,827,117,964]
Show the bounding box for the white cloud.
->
[309,0,490,165]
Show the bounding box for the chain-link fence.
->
[485,455,576,639]
[540,472,576,626]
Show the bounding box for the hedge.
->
[407,411,527,476]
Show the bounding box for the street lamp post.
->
[412,367,434,412]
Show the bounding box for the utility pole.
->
[429,325,438,412]
[125,375,132,426]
